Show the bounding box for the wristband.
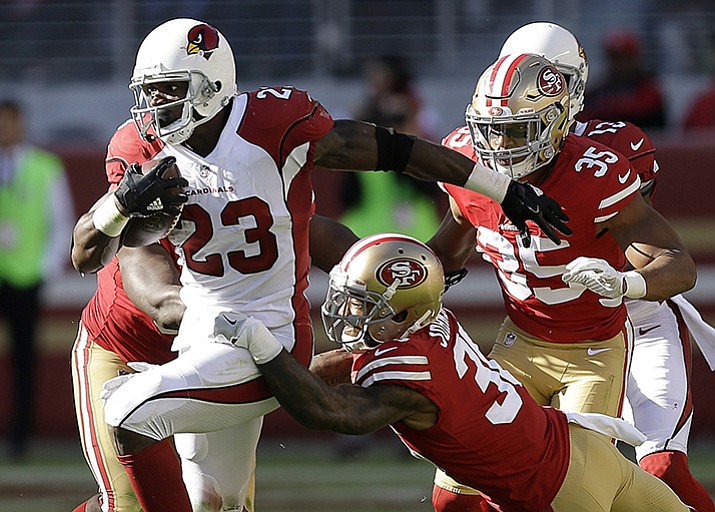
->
[239,320,284,364]
[623,271,647,299]
[92,196,130,237]
[463,163,511,203]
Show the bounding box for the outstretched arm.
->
[258,349,427,435]
[212,316,433,434]
[310,215,358,274]
[314,119,571,246]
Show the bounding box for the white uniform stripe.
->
[490,54,522,98]
[282,142,310,201]
[360,370,432,387]
[598,175,641,209]
[355,355,429,381]
[594,211,619,223]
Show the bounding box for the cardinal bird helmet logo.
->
[186,24,220,60]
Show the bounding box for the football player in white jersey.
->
[70,18,573,512]
[430,21,715,512]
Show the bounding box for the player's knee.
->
[111,425,158,455]
[175,433,209,463]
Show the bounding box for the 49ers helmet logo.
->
[186,24,219,59]
[537,66,564,96]
[376,258,427,289]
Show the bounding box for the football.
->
[120,159,184,247]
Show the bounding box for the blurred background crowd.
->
[1,0,715,458]
[3,0,715,143]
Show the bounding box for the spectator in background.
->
[340,55,442,242]
[580,30,667,130]
[0,100,74,460]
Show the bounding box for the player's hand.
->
[114,156,188,218]
[500,181,572,247]
[100,373,135,402]
[562,257,647,299]
[211,312,284,364]
[444,268,469,292]
[127,361,160,373]
[211,311,250,347]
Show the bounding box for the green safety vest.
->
[0,147,63,287]
[340,172,440,241]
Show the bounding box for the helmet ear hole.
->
[392,310,409,324]
[214,80,222,92]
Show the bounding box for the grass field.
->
[2,436,715,512]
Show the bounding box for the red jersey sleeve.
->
[577,119,658,196]
[105,120,164,188]
[240,87,334,169]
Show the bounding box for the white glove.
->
[562,257,647,299]
[211,311,251,345]
[99,361,159,402]
[100,373,135,402]
[127,361,159,373]
[210,312,284,364]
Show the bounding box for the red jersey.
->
[574,119,658,200]
[80,120,175,364]
[352,308,570,512]
[442,129,640,342]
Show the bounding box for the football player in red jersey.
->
[429,22,715,512]
[427,51,697,512]
[71,214,356,512]
[70,18,572,512]
[222,233,694,512]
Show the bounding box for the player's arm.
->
[258,349,431,435]
[605,194,696,301]
[213,317,435,433]
[313,119,571,246]
[427,196,477,273]
[71,191,125,274]
[70,157,187,274]
[564,194,696,302]
[310,215,358,274]
[118,244,185,334]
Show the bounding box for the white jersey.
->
[162,87,334,351]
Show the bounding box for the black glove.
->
[500,181,572,248]
[114,157,188,217]
[444,268,469,292]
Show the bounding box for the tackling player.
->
[71,18,572,512]
[218,233,694,512]
[428,22,715,512]
[426,51,697,511]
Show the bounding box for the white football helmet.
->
[129,18,238,144]
[466,53,571,179]
[321,233,445,353]
[499,22,589,119]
